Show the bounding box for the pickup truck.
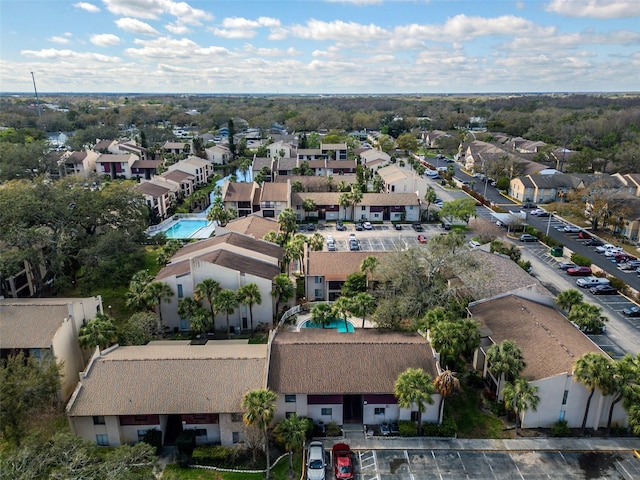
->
[576,276,611,288]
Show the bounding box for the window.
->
[96,434,109,446]
[559,410,566,422]
[137,429,147,441]
[177,284,183,298]
[562,390,569,405]
[315,276,322,284]
[409,206,413,210]
[231,413,243,423]
[195,429,207,437]
[374,408,385,416]
[285,395,296,403]
[361,206,366,211]
[321,408,332,416]
[93,415,106,425]
[232,432,240,444]
[180,319,188,330]
[410,411,419,422]
[314,289,322,298]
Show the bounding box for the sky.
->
[1,0,639,94]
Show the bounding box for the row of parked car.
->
[307,442,354,480]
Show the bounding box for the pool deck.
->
[290,312,375,332]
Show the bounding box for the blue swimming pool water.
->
[302,318,355,333]
[163,219,211,239]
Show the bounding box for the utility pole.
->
[31,71,41,117]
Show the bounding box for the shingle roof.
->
[0,302,69,349]
[224,182,257,203]
[278,158,298,170]
[187,249,281,280]
[469,295,605,381]
[222,214,279,239]
[252,157,273,171]
[291,192,419,207]
[162,170,194,182]
[67,343,267,416]
[268,330,438,394]
[131,160,161,169]
[96,154,135,163]
[260,182,289,202]
[168,232,283,264]
[135,182,170,197]
[307,252,388,279]
[63,151,87,165]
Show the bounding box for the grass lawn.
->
[445,383,509,439]
[162,452,302,480]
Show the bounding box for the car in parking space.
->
[349,233,357,241]
[604,247,625,257]
[306,441,326,480]
[355,222,364,231]
[583,238,604,247]
[530,208,546,216]
[394,223,402,230]
[619,260,640,270]
[595,243,619,254]
[332,443,353,480]
[590,284,618,295]
[363,221,373,230]
[469,240,481,248]
[417,235,428,244]
[307,223,316,231]
[578,230,592,239]
[327,241,336,251]
[522,202,536,209]
[567,266,593,276]
[349,239,360,251]
[336,220,346,231]
[558,262,578,270]
[615,253,637,263]
[576,275,610,288]
[564,225,582,233]
[622,305,640,317]
[411,223,424,232]
[520,234,537,242]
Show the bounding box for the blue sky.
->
[1,0,639,94]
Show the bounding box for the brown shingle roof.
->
[469,296,605,381]
[0,303,69,349]
[268,330,437,394]
[222,214,279,239]
[135,182,170,197]
[67,343,267,416]
[63,151,87,165]
[307,252,388,280]
[170,232,283,263]
[224,182,257,202]
[162,170,194,182]
[131,160,161,169]
[261,182,289,202]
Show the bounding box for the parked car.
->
[349,239,360,251]
[583,238,604,247]
[394,223,402,230]
[563,225,582,233]
[590,285,618,295]
[349,233,357,241]
[604,247,624,257]
[307,223,316,232]
[567,266,593,276]
[469,240,481,248]
[363,221,373,230]
[417,235,428,244]
[327,240,336,251]
[520,234,537,242]
[522,202,536,209]
[306,441,326,480]
[622,306,640,317]
[336,221,346,231]
[576,275,611,288]
[412,223,424,232]
[619,260,640,270]
[615,253,637,263]
[595,243,619,254]
[441,222,451,230]
[332,443,353,480]
[355,222,364,231]
[578,231,592,239]
[558,262,578,270]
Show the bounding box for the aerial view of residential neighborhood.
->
[1,0,639,479]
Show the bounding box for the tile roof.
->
[67,343,267,416]
[169,232,283,264]
[222,214,279,239]
[0,302,69,349]
[268,329,438,394]
[307,252,388,279]
[469,295,605,381]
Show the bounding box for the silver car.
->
[306,441,326,480]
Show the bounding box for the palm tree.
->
[237,283,262,337]
[485,340,526,398]
[568,302,608,334]
[339,192,352,221]
[242,388,278,478]
[78,313,117,350]
[126,270,154,311]
[284,235,305,275]
[502,377,540,435]
[424,186,437,221]
[555,289,584,314]
[331,296,352,331]
[291,180,304,193]
[351,292,376,328]
[573,352,613,435]
[277,208,297,242]
[307,232,324,251]
[302,198,316,221]
[310,303,333,329]
[394,368,435,436]
[360,255,378,290]
[349,185,363,221]
[215,289,239,339]
[433,369,460,424]
[178,297,208,335]
[145,282,175,332]
[271,273,295,322]
[430,320,477,370]
[194,279,221,332]
[603,353,639,434]
[274,414,308,478]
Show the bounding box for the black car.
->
[394,223,402,231]
[336,221,346,231]
[306,223,315,232]
[623,306,640,317]
[411,223,424,232]
[522,202,536,209]
[583,238,604,247]
[590,285,618,295]
[558,262,578,270]
[355,223,364,231]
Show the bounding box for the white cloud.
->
[289,19,388,42]
[546,0,640,19]
[325,0,383,4]
[103,0,212,25]
[165,22,190,34]
[49,36,71,45]
[115,17,160,35]
[211,28,256,39]
[124,36,230,60]
[73,2,100,13]
[21,48,121,63]
[90,33,121,46]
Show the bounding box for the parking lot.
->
[345,448,640,479]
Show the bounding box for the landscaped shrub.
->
[421,417,457,437]
[608,277,629,295]
[551,420,571,437]
[398,420,418,436]
[192,445,240,467]
[176,430,197,456]
[325,422,341,437]
[462,370,484,389]
[571,253,592,266]
[141,428,162,455]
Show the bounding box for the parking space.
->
[349,448,640,479]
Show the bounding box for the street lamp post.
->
[546,212,556,236]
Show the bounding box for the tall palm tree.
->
[178,297,208,335]
[360,255,378,290]
[602,353,639,434]
[350,185,363,221]
[433,369,460,424]
[78,313,117,350]
[351,292,376,328]
[277,208,297,242]
[215,289,239,339]
[430,320,477,370]
[302,198,316,221]
[126,270,154,311]
[568,302,608,334]
[502,377,540,435]
[574,352,613,435]
[424,186,437,221]
[307,232,324,252]
[271,273,295,322]
[331,296,352,331]
[237,283,262,337]
[339,192,352,221]
[485,340,526,398]
[194,279,221,332]
[274,413,308,478]
[394,368,435,436]
[555,289,583,314]
[242,389,278,478]
[145,282,175,332]
[284,236,305,275]
[310,303,333,329]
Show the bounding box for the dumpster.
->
[550,246,563,257]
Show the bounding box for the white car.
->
[468,240,481,249]
[306,441,326,480]
[604,248,624,257]
[326,235,334,242]
[595,243,618,253]
[349,233,357,241]
[363,221,373,230]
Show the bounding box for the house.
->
[276,174,354,193]
[135,181,176,221]
[276,157,298,177]
[326,159,357,175]
[66,342,267,447]
[205,144,231,165]
[266,140,294,160]
[115,140,148,160]
[155,232,284,332]
[130,159,162,180]
[358,193,421,222]
[422,130,450,148]
[321,143,348,161]
[0,296,103,399]
[95,153,139,180]
[163,140,191,156]
[508,137,547,154]
[359,149,391,170]
[158,169,197,198]
[221,181,261,217]
[376,165,416,194]
[509,172,582,204]
[252,156,275,182]
[305,251,387,301]
[469,294,627,430]
[259,182,290,218]
[215,214,280,240]
[58,150,99,177]
[167,156,212,185]
[268,329,441,427]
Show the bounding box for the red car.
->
[332,443,353,480]
[417,235,428,243]
[567,266,593,276]
[578,231,591,239]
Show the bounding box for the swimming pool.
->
[301,318,355,333]
[162,219,212,239]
